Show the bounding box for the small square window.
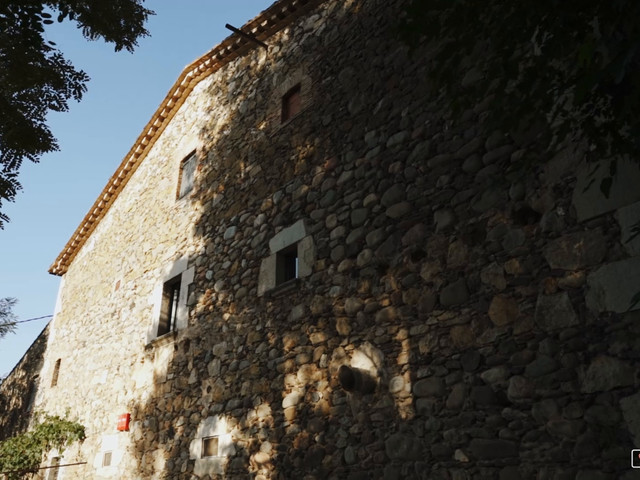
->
[281,84,302,122]
[51,359,61,388]
[202,436,219,458]
[102,451,112,467]
[157,276,181,337]
[276,244,298,285]
[178,152,197,199]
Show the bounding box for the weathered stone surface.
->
[3,1,636,478]
[581,355,634,393]
[384,434,423,460]
[461,351,482,372]
[450,325,474,348]
[344,297,363,316]
[572,158,640,221]
[524,355,558,378]
[381,184,406,207]
[386,201,412,218]
[481,262,506,290]
[469,439,518,459]
[543,231,607,270]
[507,376,534,401]
[434,208,456,232]
[488,295,520,326]
[620,392,640,445]
[440,278,469,306]
[351,208,369,228]
[534,293,579,331]
[413,377,445,397]
[470,386,497,405]
[586,257,640,313]
[447,240,468,268]
[446,383,467,410]
[617,200,640,255]
[223,225,237,240]
[401,223,427,247]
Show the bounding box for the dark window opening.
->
[102,451,112,467]
[47,457,60,480]
[51,359,61,388]
[281,84,301,122]
[157,276,181,337]
[276,244,299,285]
[202,436,219,458]
[178,151,197,199]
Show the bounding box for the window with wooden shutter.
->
[281,84,302,122]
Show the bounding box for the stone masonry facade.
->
[2,0,640,479]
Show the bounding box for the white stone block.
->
[257,254,277,297]
[269,219,307,254]
[297,235,316,278]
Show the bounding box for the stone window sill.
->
[146,331,177,349]
[266,278,300,298]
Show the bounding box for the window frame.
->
[281,84,302,123]
[258,220,316,297]
[177,151,197,199]
[147,257,195,345]
[157,275,181,337]
[202,436,220,458]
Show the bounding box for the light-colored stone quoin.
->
[2,0,639,479]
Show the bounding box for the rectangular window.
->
[51,359,61,388]
[157,276,181,337]
[102,451,112,467]
[281,84,301,122]
[47,457,60,480]
[202,436,219,458]
[276,244,299,285]
[178,152,197,199]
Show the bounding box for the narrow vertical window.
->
[157,276,181,337]
[51,359,61,388]
[281,84,301,122]
[47,457,61,480]
[102,451,113,467]
[178,151,197,199]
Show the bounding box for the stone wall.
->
[0,324,48,440]
[2,0,640,479]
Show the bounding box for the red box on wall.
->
[117,413,130,431]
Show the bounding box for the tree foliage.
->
[400,0,640,193]
[0,297,17,338]
[0,413,85,479]
[0,0,154,228]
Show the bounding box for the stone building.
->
[2,0,640,478]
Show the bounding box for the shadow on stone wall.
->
[0,324,49,441]
[124,0,640,478]
[124,2,430,478]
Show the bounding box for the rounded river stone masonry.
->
[1,0,640,479]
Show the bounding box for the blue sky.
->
[0,1,274,377]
